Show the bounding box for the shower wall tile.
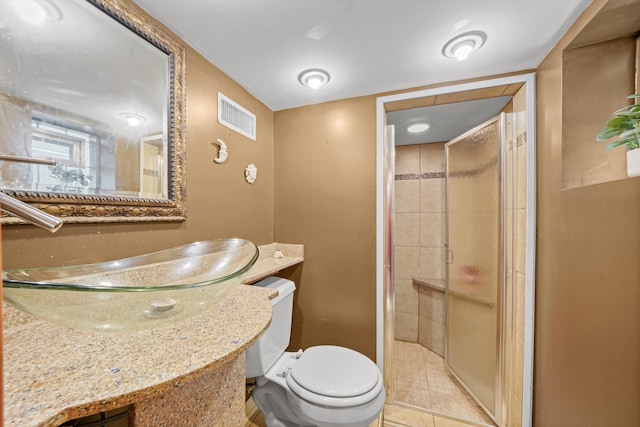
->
[513,84,527,136]
[506,207,514,275]
[514,83,528,209]
[504,253,516,421]
[395,213,421,246]
[419,247,445,280]
[516,141,528,210]
[516,272,526,337]
[510,393,523,427]
[396,145,421,175]
[417,317,445,357]
[394,142,447,350]
[395,180,420,213]
[419,286,445,323]
[420,213,444,248]
[420,178,445,213]
[516,209,527,274]
[513,334,525,400]
[395,311,418,342]
[395,278,418,315]
[509,85,528,427]
[420,143,446,173]
[505,114,515,210]
[503,303,513,421]
[394,246,420,280]
[417,284,445,358]
[509,297,525,427]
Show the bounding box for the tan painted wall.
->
[274,97,378,360]
[562,37,635,189]
[2,43,275,269]
[535,0,640,425]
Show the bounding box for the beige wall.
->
[536,0,640,425]
[562,37,635,189]
[2,28,275,269]
[274,97,378,360]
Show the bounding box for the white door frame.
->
[375,72,537,426]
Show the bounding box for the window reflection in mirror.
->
[28,112,108,195]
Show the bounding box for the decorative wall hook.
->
[211,139,228,163]
[245,163,257,184]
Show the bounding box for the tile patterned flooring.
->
[394,340,495,426]
[246,398,486,427]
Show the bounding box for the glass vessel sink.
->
[3,239,258,333]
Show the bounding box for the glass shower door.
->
[445,114,505,424]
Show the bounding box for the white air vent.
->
[218,93,256,141]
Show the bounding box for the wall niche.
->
[561,0,640,189]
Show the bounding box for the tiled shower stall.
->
[391,85,528,427]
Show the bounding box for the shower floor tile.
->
[394,340,495,426]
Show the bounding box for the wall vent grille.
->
[218,93,256,141]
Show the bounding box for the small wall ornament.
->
[245,163,257,184]
[211,139,228,163]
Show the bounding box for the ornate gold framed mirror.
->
[0,0,186,223]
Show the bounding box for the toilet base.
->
[252,381,313,427]
[251,379,385,427]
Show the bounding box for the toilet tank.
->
[245,276,296,378]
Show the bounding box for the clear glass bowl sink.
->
[2,239,259,333]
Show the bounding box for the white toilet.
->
[246,276,386,427]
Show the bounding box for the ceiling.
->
[133,0,591,112]
[388,96,512,145]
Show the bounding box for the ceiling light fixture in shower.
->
[298,68,331,90]
[407,123,430,133]
[442,31,487,61]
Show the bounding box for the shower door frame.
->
[375,73,537,427]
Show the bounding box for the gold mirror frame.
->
[1,0,186,225]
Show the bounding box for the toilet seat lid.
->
[288,346,380,398]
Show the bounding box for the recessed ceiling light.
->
[407,123,430,133]
[119,112,146,126]
[442,31,487,61]
[298,68,330,90]
[14,0,62,25]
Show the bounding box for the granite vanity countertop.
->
[3,242,304,427]
[242,243,304,284]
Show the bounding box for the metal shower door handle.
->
[446,248,454,264]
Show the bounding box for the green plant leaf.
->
[605,138,633,150]
[597,94,640,148]
[605,116,633,130]
[618,128,640,139]
[596,128,622,141]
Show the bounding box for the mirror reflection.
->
[0,0,185,222]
